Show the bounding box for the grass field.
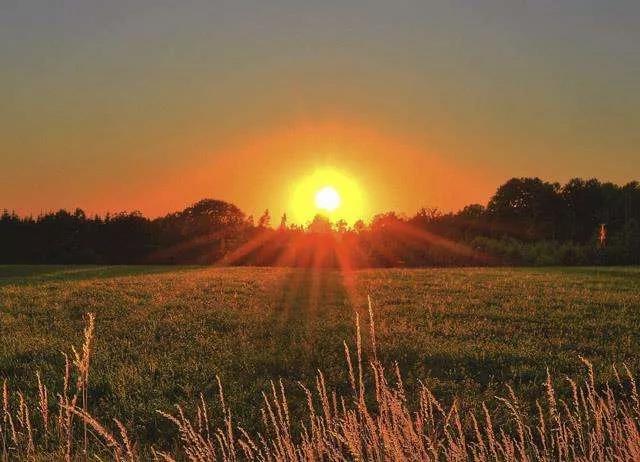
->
[1,265,640,458]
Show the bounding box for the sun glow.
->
[290,167,365,225]
[315,186,341,212]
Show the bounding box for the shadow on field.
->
[0,265,199,286]
[274,268,352,323]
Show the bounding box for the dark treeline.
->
[1,177,639,267]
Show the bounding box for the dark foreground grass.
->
[1,265,639,450]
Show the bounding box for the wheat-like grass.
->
[1,305,640,461]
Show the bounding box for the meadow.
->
[1,265,640,460]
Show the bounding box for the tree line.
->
[1,177,639,266]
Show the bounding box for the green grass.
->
[1,265,639,448]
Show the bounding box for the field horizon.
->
[2,264,639,458]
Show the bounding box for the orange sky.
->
[50,119,499,224]
[145,120,498,223]
[1,115,635,224]
[2,2,639,224]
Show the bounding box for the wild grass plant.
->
[2,300,640,461]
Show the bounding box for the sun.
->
[289,167,365,225]
[315,186,341,212]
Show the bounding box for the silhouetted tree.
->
[308,214,332,234]
[279,213,288,230]
[1,177,638,266]
[258,209,271,229]
[487,177,562,239]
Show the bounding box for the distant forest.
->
[1,178,639,267]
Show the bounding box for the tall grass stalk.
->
[1,306,640,461]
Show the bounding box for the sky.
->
[1,0,639,223]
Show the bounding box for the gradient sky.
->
[2,0,639,223]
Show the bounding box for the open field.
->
[1,265,640,458]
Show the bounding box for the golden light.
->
[290,167,365,225]
[315,186,341,212]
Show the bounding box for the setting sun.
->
[315,186,341,212]
[290,167,365,225]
